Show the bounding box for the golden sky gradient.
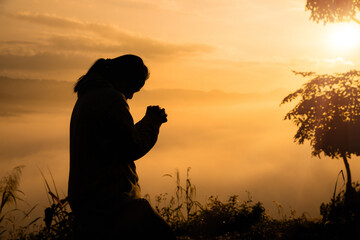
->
[2,0,360,91]
[1,0,360,218]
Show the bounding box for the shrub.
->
[320,182,360,239]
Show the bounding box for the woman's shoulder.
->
[76,86,127,115]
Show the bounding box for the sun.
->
[328,23,360,51]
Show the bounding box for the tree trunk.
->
[342,155,354,193]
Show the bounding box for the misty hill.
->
[0,76,76,116]
[133,88,287,107]
[0,76,288,116]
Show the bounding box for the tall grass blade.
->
[38,168,53,205]
[333,170,345,199]
[26,217,41,227]
[48,191,62,206]
[43,182,52,206]
[21,205,38,220]
[48,168,59,198]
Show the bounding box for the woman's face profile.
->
[123,89,138,100]
[120,78,144,100]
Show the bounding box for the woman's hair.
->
[74,54,149,93]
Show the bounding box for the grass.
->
[0,167,359,240]
[0,166,40,240]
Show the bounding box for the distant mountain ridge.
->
[134,88,288,106]
[0,76,289,116]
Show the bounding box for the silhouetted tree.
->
[281,70,360,194]
[306,0,360,24]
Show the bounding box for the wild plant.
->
[0,166,40,239]
[34,170,73,240]
[155,168,268,238]
[156,167,201,227]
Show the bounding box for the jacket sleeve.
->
[103,95,162,162]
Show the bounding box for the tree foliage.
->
[281,70,360,159]
[306,0,360,24]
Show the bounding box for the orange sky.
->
[1,0,360,219]
[1,0,360,91]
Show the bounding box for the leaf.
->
[21,204,38,220]
[49,191,63,206]
[26,217,41,228]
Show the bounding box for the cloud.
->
[0,52,91,70]
[102,0,180,12]
[0,12,214,78]
[13,12,85,29]
[10,12,214,59]
[0,40,40,56]
[288,57,357,74]
[44,35,212,58]
[324,57,354,66]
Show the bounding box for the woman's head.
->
[74,54,149,99]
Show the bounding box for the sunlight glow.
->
[328,24,360,51]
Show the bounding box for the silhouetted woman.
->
[68,55,174,239]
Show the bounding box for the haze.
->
[1,0,360,219]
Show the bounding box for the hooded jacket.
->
[68,74,161,217]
